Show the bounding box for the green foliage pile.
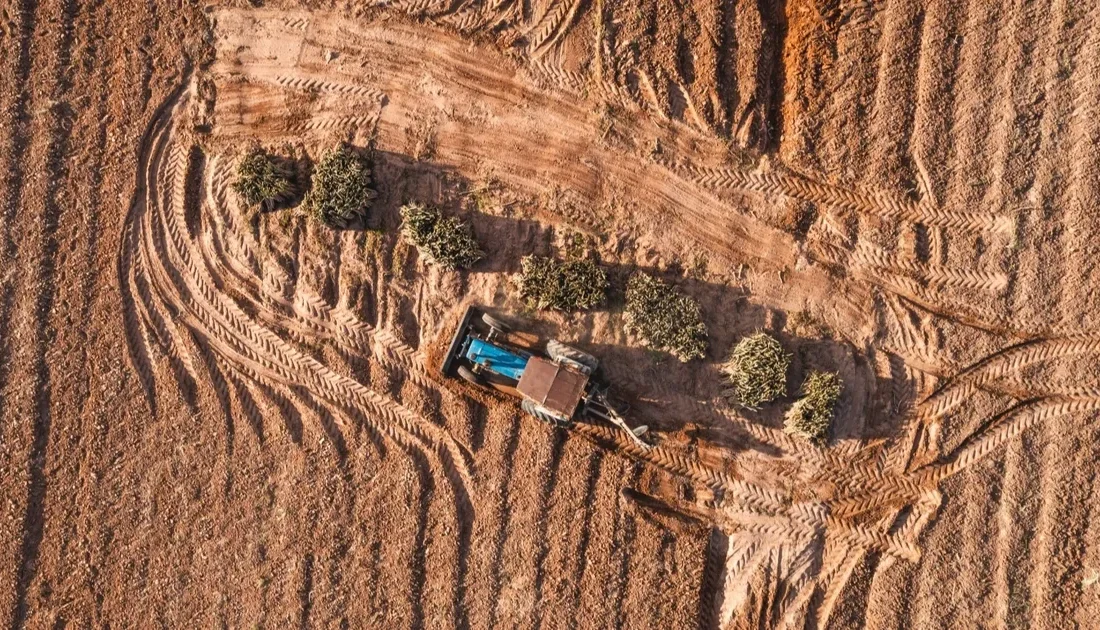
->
[784,370,842,444]
[304,146,375,228]
[399,203,483,270]
[518,256,608,311]
[723,333,790,409]
[624,273,708,362]
[232,147,293,211]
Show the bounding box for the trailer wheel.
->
[481,312,512,334]
[457,365,483,387]
[522,399,571,428]
[546,339,598,374]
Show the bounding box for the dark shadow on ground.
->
[451,258,911,450]
[280,146,911,451]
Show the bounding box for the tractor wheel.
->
[522,399,571,428]
[482,312,512,334]
[457,365,483,387]
[546,339,598,374]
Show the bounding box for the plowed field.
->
[1,1,1099,628]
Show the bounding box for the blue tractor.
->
[441,305,649,447]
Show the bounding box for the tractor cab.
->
[460,336,531,382]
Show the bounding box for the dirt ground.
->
[2,0,1099,628]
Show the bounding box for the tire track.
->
[526,58,587,94]
[810,543,865,628]
[872,493,940,628]
[0,0,38,458]
[715,534,761,628]
[687,163,1009,234]
[1048,2,1097,330]
[116,82,489,630]
[570,452,625,628]
[722,539,774,628]
[782,540,840,628]
[118,77,193,416]
[442,5,491,33]
[773,535,827,628]
[572,423,787,514]
[526,0,584,58]
[483,411,523,629]
[1030,6,1100,603]
[940,0,1001,241]
[830,397,1100,520]
[526,432,569,622]
[906,0,963,246]
[390,0,449,16]
[819,236,1009,296]
[191,328,235,466]
[917,334,1100,424]
[593,423,920,561]
[9,0,78,625]
[984,0,1047,331]
[696,528,727,630]
[202,157,438,400]
[274,75,386,102]
[804,0,879,175]
[138,126,203,407]
[990,427,1038,628]
[864,0,923,191]
[221,362,266,444]
[284,114,378,135]
[574,427,930,564]
[132,101,472,483]
[36,3,114,624]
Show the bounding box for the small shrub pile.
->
[723,333,790,409]
[399,203,483,270]
[518,256,608,311]
[784,370,842,444]
[624,273,708,362]
[232,147,294,212]
[304,145,375,228]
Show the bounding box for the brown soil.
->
[1,0,1099,628]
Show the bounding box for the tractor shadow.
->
[481,262,912,452]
